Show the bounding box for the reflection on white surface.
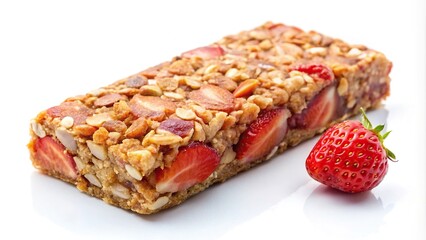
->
[303,186,393,239]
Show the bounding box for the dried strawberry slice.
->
[158,118,194,137]
[188,84,235,113]
[129,95,176,121]
[47,101,94,125]
[291,63,335,82]
[32,136,77,180]
[288,84,343,130]
[235,107,290,164]
[155,142,220,193]
[181,45,225,59]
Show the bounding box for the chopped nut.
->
[60,116,74,128]
[221,147,236,164]
[74,124,97,136]
[148,134,182,145]
[168,59,194,75]
[233,79,259,98]
[102,120,127,134]
[222,115,237,129]
[175,108,196,120]
[282,75,305,94]
[205,112,227,140]
[86,112,112,127]
[156,77,179,91]
[55,127,77,152]
[347,48,362,57]
[87,140,107,160]
[140,85,163,96]
[141,130,155,146]
[163,91,184,100]
[127,149,156,173]
[147,196,169,210]
[125,117,148,138]
[337,77,349,96]
[204,64,219,75]
[247,95,273,109]
[125,164,143,180]
[306,47,327,56]
[192,122,206,141]
[239,102,260,124]
[112,100,131,120]
[111,183,130,199]
[259,39,272,50]
[84,173,102,188]
[184,77,202,89]
[106,132,121,145]
[249,30,268,40]
[225,68,239,79]
[93,127,109,144]
[30,120,46,138]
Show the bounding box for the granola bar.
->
[28,22,392,214]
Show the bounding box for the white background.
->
[0,0,425,239]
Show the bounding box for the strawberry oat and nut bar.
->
[28,22,392,214]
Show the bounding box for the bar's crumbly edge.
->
[28,22,392,214]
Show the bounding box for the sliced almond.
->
[87,140,107,160]
[233,79,259,98]
[86,112,112,127]
[73,156,85,171]
[147,196,169,210]
[221,147,236,164]
[30,120,46,138]
[55,127,77,152]
[84,173,102,188]
[148,134,182,145]
[140,85,163,96]
[125,164,143,180]
[188,84,234,112]
[175,108,196,120]
[111,183,130,199]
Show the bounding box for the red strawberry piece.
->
[158,118,194,138]
[155,142,220,193]
[235,107,290,164]
[305,108,396,193]
[291,63,335,82]
[288,84,343,130]
[32,136,77,180]
[188,84,235,113]
[47,101,94,125]
[181,45,225,59]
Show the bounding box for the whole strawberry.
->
[305,108,395,193]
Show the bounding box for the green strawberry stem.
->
[360,108,396,161]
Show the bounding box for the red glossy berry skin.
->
[306,120,388,193]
